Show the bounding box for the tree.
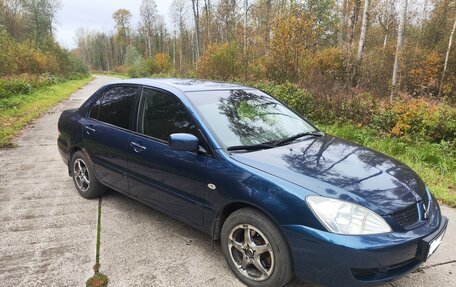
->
[139,0,158,58]
[113,8,132,64]
[303,0,339,47]
[170,0,189,71]
[24,0,60,47]
[191,0,201,60]
[439,12,456,96]
[391,0,408,100]
[375,0,396,50]
[204,0,212,44]
[266,4,317,83]
[352,0,370,86]
[216,0,238,42]
[347,0,362,51]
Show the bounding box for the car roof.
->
[107,78,254,93]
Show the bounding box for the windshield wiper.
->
[227,143,275,151]
[273,131,323,146]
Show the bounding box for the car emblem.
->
[423,203,429,219]
[208,183,216,190]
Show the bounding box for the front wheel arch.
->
[214,202,273,240]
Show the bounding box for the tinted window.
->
[89,99,100,118]
[140,88,198,141]
[91,86,137,129]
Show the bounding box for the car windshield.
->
[186,89,317,148]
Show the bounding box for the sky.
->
[55,0,172,49]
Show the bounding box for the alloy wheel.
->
[73,158,90,192]
[228,224,275,281]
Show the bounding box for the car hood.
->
[230,135,426,215]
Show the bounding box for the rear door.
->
[127,87,209,227]
[82,85,138,192]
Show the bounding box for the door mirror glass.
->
[168,133,199,152]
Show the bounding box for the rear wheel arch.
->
[70,149,106,198]
[68,146,88,175]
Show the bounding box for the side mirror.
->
[168,133,199,152]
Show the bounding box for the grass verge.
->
[317,122,456,208]
[0,76,93,147]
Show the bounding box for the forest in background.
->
[0,0,90,148]
[74,0,456,144]
[0,0,87,98]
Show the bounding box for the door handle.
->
[84,125,96,134]
[130,141,146,152]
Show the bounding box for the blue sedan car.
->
[58,79,448,287]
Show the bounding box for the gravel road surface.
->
[1,76,454,286]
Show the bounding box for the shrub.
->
[0,78,32,96]
[152,53,172,74]
[307,47,345,81]
[251,81,316,119]
[196,42,242,80]
[0,73,80,98]
[370,96,456,142]
[112,65,128,74]
[405,47,442,96]
[0,28,17,75]
[251,81,456,143]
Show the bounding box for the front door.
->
[127,88,208,227]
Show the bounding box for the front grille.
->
[392,204,419,228]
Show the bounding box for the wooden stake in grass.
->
[86,197,109,287]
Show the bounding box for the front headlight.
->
[306,196,392,235]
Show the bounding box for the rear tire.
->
[71,150,106,198]
[221,208,294,287]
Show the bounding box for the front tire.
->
[71,150,106,198]
[221,208,294,287]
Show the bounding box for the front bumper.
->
[281,201,448,287]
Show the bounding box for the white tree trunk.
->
[356,0,369,64]
[353,0,370,85]
[391,0,408,101]
[192,0,200,60]
[439,14,456,96]
[205,0,211,44]
[383,33,388,50]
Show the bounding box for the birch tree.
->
[139,0,158,58]
[376,0,396,50]
[438,13,456,96]
[391,0,408,101]
[352,0,370,86]
[191,0,201,59]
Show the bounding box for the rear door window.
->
[90,86,138,129]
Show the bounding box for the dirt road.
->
[0,76,115,286]
[0,76,454,287]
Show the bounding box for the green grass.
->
[317,122,456,208]
[86,197,109,287]
[0,76,93,147]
